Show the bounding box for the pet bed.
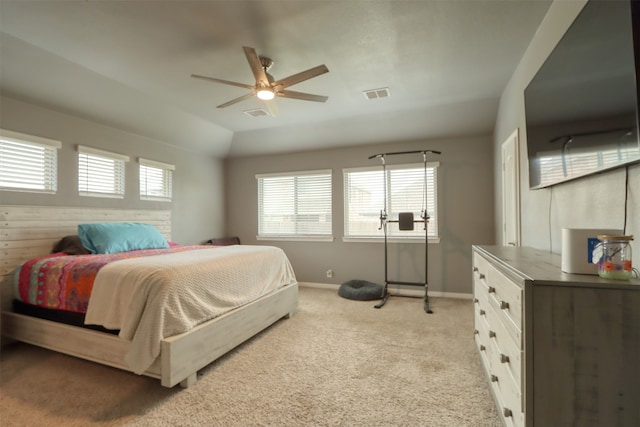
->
[338,279,383,301]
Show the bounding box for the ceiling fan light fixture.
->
[257,88,275,100]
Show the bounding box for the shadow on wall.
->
[438,160,495,294]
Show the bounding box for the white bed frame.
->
[0,205,298,388]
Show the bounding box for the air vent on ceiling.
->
[363,87,391,100]
[243,108,270,117]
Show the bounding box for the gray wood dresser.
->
[472,245,640,427]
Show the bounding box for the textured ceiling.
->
[0,0,552,157]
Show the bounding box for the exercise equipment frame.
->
[367,149,441,313]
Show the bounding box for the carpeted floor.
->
[0,287,501,426]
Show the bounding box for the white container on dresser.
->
[472,245,640,427]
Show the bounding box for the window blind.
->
[0,129,61,193]
[257,169,332,238]
[139,158,174,201]
[343,162,439,238]
[78,145,129,198]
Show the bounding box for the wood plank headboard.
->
[0,205,171,312]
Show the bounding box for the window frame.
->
[77,145,129,199]
[256,169,333,242]
[343,162,440,243]
[138,157,174,202]
[0,128,61,194]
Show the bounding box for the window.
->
[257,169,332,240]
[344,162,439,239]
[139,158,174,202]
[0,129,61,193]
[78,145,129,198]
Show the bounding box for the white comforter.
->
[84,245,297,374]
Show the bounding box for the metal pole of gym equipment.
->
[367,149,441,313]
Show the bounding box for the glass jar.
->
[594,235,634,280]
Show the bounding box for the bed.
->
[0,205,299,388]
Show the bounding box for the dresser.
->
[472,245,640,427]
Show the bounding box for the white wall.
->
[494,0,640,257]
[0,96,226,244]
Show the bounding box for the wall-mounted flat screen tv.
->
[524,0,640,189]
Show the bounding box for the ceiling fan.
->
[191,46,329,109]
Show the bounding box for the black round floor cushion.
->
[338,280,383,301]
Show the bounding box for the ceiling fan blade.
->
[191,74,254,90]
[263,99,280,117]
[217,92,255,108]
[243,46,270,86]
[273,64,329,89]
[278,90,328,103]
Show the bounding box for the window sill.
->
[254,235,439,244]
[256,235,335,243]
[0,188,56,194]
[140,197,172,202]
[342,236,441,244]
[79,192,124,199]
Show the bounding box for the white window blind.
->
[344,162,439,238]
[78,145,129,198]
[0,129,61,193]
[257,169,332,238]
[139,158,174,202]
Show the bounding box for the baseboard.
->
[298,282,472,300]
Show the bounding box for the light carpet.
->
[0,287,501,426]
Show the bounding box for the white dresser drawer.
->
[488,348,524,427]
[486,354,523,427]
[477,303,523,394]
[474,282,490,319]
[474,274,490,305]
[473,254,490,293]
[473,253,491,309]
[487,263,522,329]
[473,251,490,276]
[475,305,493,356]
[485,265,522,349]
[474,321,491,369]
[488,293,522,347]
[484,303,522,387]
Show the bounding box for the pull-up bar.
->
[367,149,442,160]
[369,149,441,313]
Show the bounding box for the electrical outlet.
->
[326,269,333,278]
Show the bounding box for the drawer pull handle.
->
[473,266,479,272]
[479,274,486,280]
[480,345,486,351]
[488,286,495,293]
[500,300,510,310]
[500,354,510,363]
[474,329,479,335]
[503,408,513,418]
[489,330,496,338]
[491,374,499,382]
[479,309,486,315]
[474,298,479,303]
